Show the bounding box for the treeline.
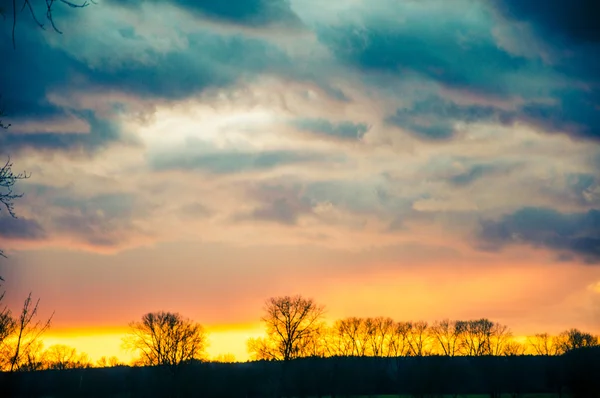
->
[2,293,600,372]
[247,295,599,361]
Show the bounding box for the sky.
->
[0,0,599,362]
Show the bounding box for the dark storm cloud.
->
[492,0,600,141]
[318,2,600,141]
[292,118,370,140]
[108,0,302,27]
[0,13,291,153]
[0,216,46,240]
[150,149,339,174]
[479,207,600,263]
[0,26,125,153]
[493,0,600,45]
[387,97,513,140]
[316,21,529,98]
[83,32,290,99]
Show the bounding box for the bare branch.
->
[7,0,95,48]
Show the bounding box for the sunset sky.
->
[0,0,599,362]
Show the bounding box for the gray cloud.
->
[108,0,302,28]
[49,192,145,247]
[387,96,514,140]
[0,9,293,154]
[0,216,46,240]
[150,149,341,174]
[478,207,600,263]
[292,118,370,140]
[238,183,314,225]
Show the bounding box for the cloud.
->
[179,202,212,219]
[7,184,154,251]
[0,6,293,154]
[313,0,599,142]
[493,0,600,45]
[0,27,126,154]
[150,148,338,174]
[478,207,600,263]
[315,3,536,98]
[447,163,518,187]
[292,118,370,140]
[387,96,513,140]
[0,111,123,154]
[238,183,314,225]
[109,0,302,28]
[0,216,46,240]
[491,0,600,141]
[48,192,149,248]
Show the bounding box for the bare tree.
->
[0,157,30,259]
[44,344,91,369]
[248,295,325,361]
[0,293,15,351]
[527,333,561,356]
[96,355,122,368]
[503,340,526,356]
[430,319,464,357]
[556,328,599,353]
[124,311,207,369]
[7,292,53,371]
[387,321,413,357]
[18,339,45,371]
[459,319,495,356]
[328,317,369,357]
[0,0,95,49]
[490,322,513,356]
[0,97,11,129]
[365,317,395,357]
[407,320,431,356]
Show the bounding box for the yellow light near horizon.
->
[43,330,134,364]
[42,324,265,364]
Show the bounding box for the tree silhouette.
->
[388,321,413,357]
[328,317,369,356]
[407,320,431,356]
[430,319,464,356]
[44,344,91,369]
[0,158,29,259]
[557,328,599,352]
[124,311,207,370]
[460,319,494,356]
[527,332,561,356]
[6,292,53,371]
[0,0,95,48]
[0,293,15,352]
[96,355,122,368]
[248,294,325,361]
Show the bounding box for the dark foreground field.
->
[1,348,599,398]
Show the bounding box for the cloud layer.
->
[1,0,600,336]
